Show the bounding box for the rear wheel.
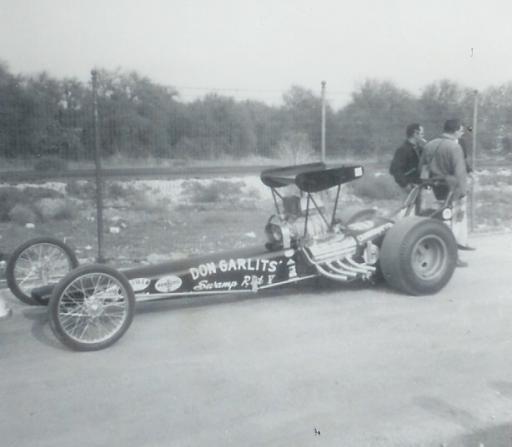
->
[379,217,457,295]
[6,237,78,305]
[48,264,135,351]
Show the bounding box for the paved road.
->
[2,233,512,447]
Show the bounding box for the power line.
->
[176,86,287,93]
[175,85,355,96]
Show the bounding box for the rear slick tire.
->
[379,217,457,296]
[48,264,135,351]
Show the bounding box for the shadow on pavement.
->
[134,286,302,315]
[450,423,512,447]
[135,275,367,309]
[22,307,66,351]
[413,396,479,429]
[490,380,512,398]
[133,278,410,316]
[414,395,512,447]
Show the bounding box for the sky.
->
[1,0,512,109]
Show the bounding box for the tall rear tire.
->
[379,217,457,295]
[48,264,135,351]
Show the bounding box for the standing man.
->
[389,123,426,190]
[420,118,475,267]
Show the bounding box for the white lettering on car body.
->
[193,280,238,291]
[189,258,279,278]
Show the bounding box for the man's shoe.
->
[457,244,476,251]
[456,259,468,268]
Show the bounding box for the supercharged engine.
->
[264,192,391,282]
[265,214,328,246]
[265,194,330,248]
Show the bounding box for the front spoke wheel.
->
[7,238,79,305]
[49,265,135,351]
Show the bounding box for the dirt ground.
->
[0,169,509,269]
[0,188,274,269]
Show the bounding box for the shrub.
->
[8,204,37,224]
[181,179,245,203]
[0,187,25,221]
[106,182,149,202]
[348,174,402,201]
[0,186,67,222]
[107,182,131,200]
[66,180,96,199]
[34,198,75,221]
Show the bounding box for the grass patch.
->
[475,189,512,205]
[199,211,238,225]
[66,180,152,202]
[473,188,512,229]
[182,179,246,203]
[477,174,512,186]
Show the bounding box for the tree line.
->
[1,61,511,162]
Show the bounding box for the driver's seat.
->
[402,179,454,219]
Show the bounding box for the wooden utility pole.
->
[470,90,478,233]
[91,70,105,263]
[321,81,326,163]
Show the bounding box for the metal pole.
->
[470,90,478,233]
[321,81,326,163]
[91,70,105,263]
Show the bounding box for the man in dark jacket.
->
[389,123,425,189]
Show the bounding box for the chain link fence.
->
[2,67,512,265]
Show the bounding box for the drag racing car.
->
[6,162,458,351]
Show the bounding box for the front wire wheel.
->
[6,237,79,305]
[49,265,135,351]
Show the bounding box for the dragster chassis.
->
[6,163,459,351]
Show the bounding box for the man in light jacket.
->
[420,118,475,267]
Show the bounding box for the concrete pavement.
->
[1,233,512,446]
